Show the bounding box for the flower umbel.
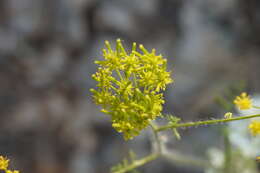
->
[233,92,252,110]
[248,120,260,136]
[91,39,173,140]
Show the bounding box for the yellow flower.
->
[248,120,260,136]
[91,39,173,140]
[0,156,9,170]
[256,156,260,162]
[0,156,20,173]
[6,170,19,173]
[233,92,252,110]
[224,112,233,119]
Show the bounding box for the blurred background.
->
[0,0,260,172]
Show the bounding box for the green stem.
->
[223,127,231,173]
[156,114,260,132]
[112,124,161,173]
[111,85,118,92]
[133,73,138,87]
[113,153,159,173]
[150,122,162,154]
[116,69,124,81]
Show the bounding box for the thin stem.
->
[133,73,138,87]
[113,153,159,173]
[113,121,212,173]
[162,150,210,168]
[156,114,260,132]
[223,127,232,173]
[116,69,124,81]
[110,85,118,92]
[150,122,162,154]
[113,123,161,173]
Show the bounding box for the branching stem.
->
[113,153,159,173]
[150,122,162,154]
[113,114,260,172]
[156,114,260,132]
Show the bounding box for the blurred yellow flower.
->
[256,156,260,162]
[233,92,252,110]
[248,120,260,136]
[0,156,20,173]
[0,156,9,170]
[6,170,19,173]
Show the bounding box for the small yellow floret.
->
[0,156,9,170]
[233,92,252,110]
[248,120,260,136]
[224,112,233,119]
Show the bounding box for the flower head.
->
[0,156,20,173]
[91,39,173,140]
[248,120,260,136]
[233,92,252,110]
[0,156,9,170]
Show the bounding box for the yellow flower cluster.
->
[0,156,19,173]
[248,120,260,136]
[91,39,173,140]
[233,92,252,110]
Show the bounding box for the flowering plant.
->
[90,39,172,140]
[91,39,260,173]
